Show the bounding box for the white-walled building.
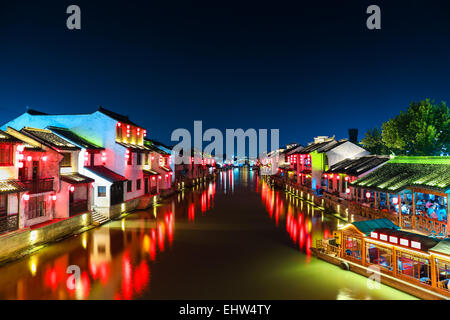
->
[2,107,151,218]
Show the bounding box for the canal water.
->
[0,168,416,300]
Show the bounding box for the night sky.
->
[1,0,450,147]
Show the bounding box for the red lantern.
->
[366,192,371,199]
[69,186,75,192]
[23,194,30,201]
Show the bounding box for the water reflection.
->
[0,180,217,300]
[0,168,415,300]
[260,180,338,260]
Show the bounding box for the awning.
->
[116,142,151,152]
[85,166,127,183]
[60,173,95,184]
[352,156,450,194]
[159,166,172,172]
[0,180,28,194]
[352,218,399,235]
[143,169,159,176]
[429,239,450,257]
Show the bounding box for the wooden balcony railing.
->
[22,178,54,194]
[0,213,19,234]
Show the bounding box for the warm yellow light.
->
[121,219,125,231]
[30,230,38,243]
[29,257,38,276]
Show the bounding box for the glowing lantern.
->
[52,195,57,201]
[346,188,351,194]
[23,194,30,201]
[323,174,328,178]
[42,156,47,162]
[158,176,162,180]
[18,154,24,160]
[345,176,349,181]
[69,186,75,192]
[336,175,340,180]
[18,162,24,168]
[152,177,155,181]
[366,192,371,199]
[392,197,398,205]
[17,145,25,152]
[117,122,121,127]
[27,156,32,161]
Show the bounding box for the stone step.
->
[91,212,109,226]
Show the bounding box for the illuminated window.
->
[0,143,13,166]
[116,125,123,141]
[60,153,72,167]
[98,186,106,197]
[397,251,431,285]
[366,243,392,270]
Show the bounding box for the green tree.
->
[361,99,450,156]
[360,127,389,155]
[382,99,449,155]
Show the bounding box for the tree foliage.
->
[360,127,389,155]
[362,99,450,155]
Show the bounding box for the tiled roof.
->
[0,180,28,194]
[0,130,21,143]
[298,140,336,154]
[326,155,390,176]
[317,139,348,153]
[144,138,172,150]
[21,127,80,151]
[48,127,103,150]
[284,145,303,155]
[351,218,399,235]
[145,143,171,155]
[98,106,142,128]
[351,156,450,193]
[60,173,95,184]
[84,166,127,183]
[116,142,151,152]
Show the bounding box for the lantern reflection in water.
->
[259,181,335,260]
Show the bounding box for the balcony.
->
[69,200,88,216]
[22,178,54,194]
[0,213,18,234]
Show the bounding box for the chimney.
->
[348,128,358,144]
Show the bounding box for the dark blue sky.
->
[1,0,450,146]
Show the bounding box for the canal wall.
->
[0,212,92,264]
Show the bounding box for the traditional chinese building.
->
[2,107,151,218]
[323,155,390,199]
[0,130,28,234]
[351,156,450,238]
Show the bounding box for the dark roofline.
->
[26,108,48,115]
[98,106,142,127]
[144,138,173,150]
